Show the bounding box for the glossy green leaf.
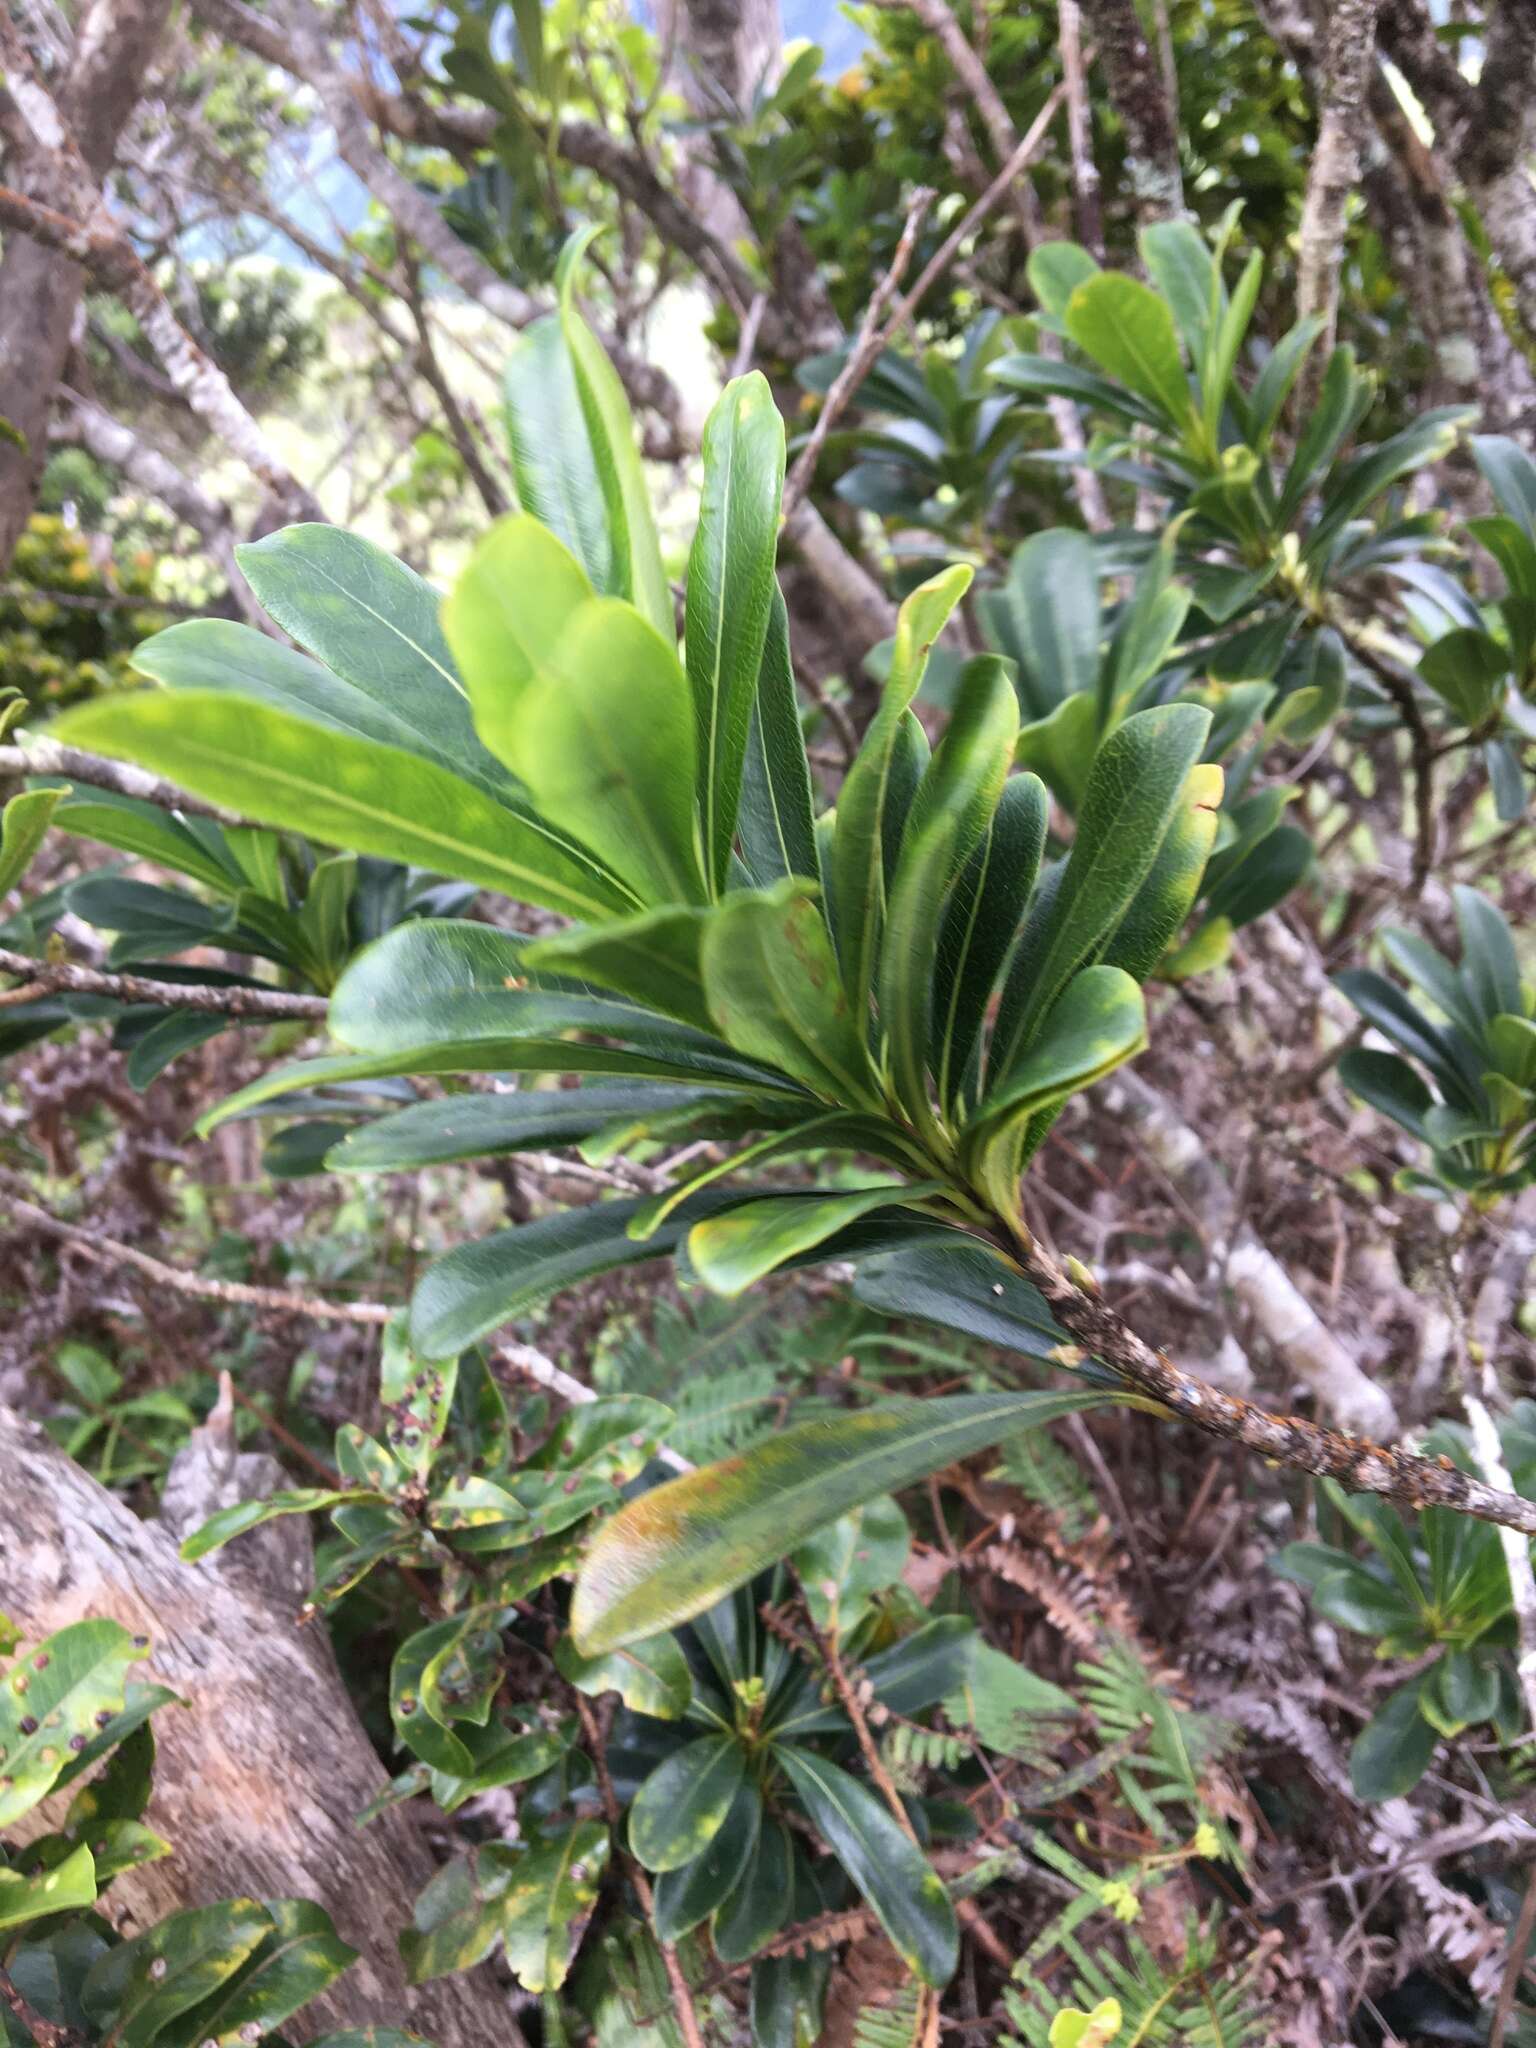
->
[156,1898,357,2048]
[989,702,1212,1077]
[713,1816,793,1962]
[508,594,705,905]
[81,1899,274,2048]
[571,1389,1113,1651]
[700,880,879,1105]
[1028,239,1101,318]
[777,1747,956,1985]
[687,1182,941,1297]
[832,565,972,1021]
[1454,882,1523,1020]
[411,1195,728,1357]
[777,1617,977,1736]
[555,229,671,636]
[50,787,241,894]
[1419,628,1509,725]
[976,964,1146,1133]
[851,1239,1064,1355]
[738,587,820,887]
[628,1112,902,1241]
[652,1777,761,1941]
[1201,249,1261,443]
[1338,1048,1434,1141]
[933,773,1049,1112]
[399,1844,517,1982]
[989,353,1161,426]
[55,690,628,922]
[234,523,513,790]
[1100,761,1223,979]
[504,316,615,595]
[985,530,1101,721]
[179,1488,382,1563]
[1473,433,1536,532]
[881,657,1017,1139]
[0,1622,145,1827]
[1350,1679,1436,1802]
[500,1820,610,1993]
[1064,272,1192,426]
[0,788,61,900]
[687,373,786,889]
[1247,315,1325,445]
[328,920,776,1085]
[1141,219,1219,363]
[328,1084,731,1172]
[554,1631,692,1720]
[0,1844,97,1932]
[524,906,713,1029]
[442,513,594,770]
[392,1622,475,1776]
[1309,1565,1421,1636]
[629,1733,746,1872]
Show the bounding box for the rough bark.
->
[1377,0,1536,347]
[0,0,174,569]
[1295,0,1379,381]
[0,1402,519,2045]
[654,0,783,251]
[1075,0,1185,223]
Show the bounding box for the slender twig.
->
[998,1220,1536,1538]
[782,188,936,518]
[4,1189,395,1322]
[0,1968,80,2048]
[0,739,247,823]
[1334,621,1437,893]
[0,949,329,1020]
[787,1566,920,1843]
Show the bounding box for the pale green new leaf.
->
[1064,273,1193,427]
[54,690,630,923]
[831,565,972,1021]
[686,1181,943,1297]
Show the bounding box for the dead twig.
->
[0,948,329,1020]
[782,187,936,519]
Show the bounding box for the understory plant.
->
[0,1618,409,2046]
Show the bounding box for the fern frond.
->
[852,1982,925,2048]
[991,1426,1098,1538]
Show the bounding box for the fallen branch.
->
[0,947,329,1019]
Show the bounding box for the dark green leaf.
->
[629,1734,747,1872]
[686,373,786,889]
[777,1747,956,1985]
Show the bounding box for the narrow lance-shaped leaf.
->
[555,227,671,637]
[776,1747,957,1986]
[933,774,1048,1114]
[879,657,1018,1142]
[571,1388,1117,1651]
[53,691,631,924]
[988,702,1211,1076]
[234,525,511,796]
[0,787,61,899]
[831,565,972,1023]
[686,373,786,890]
[738,585,820,887]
